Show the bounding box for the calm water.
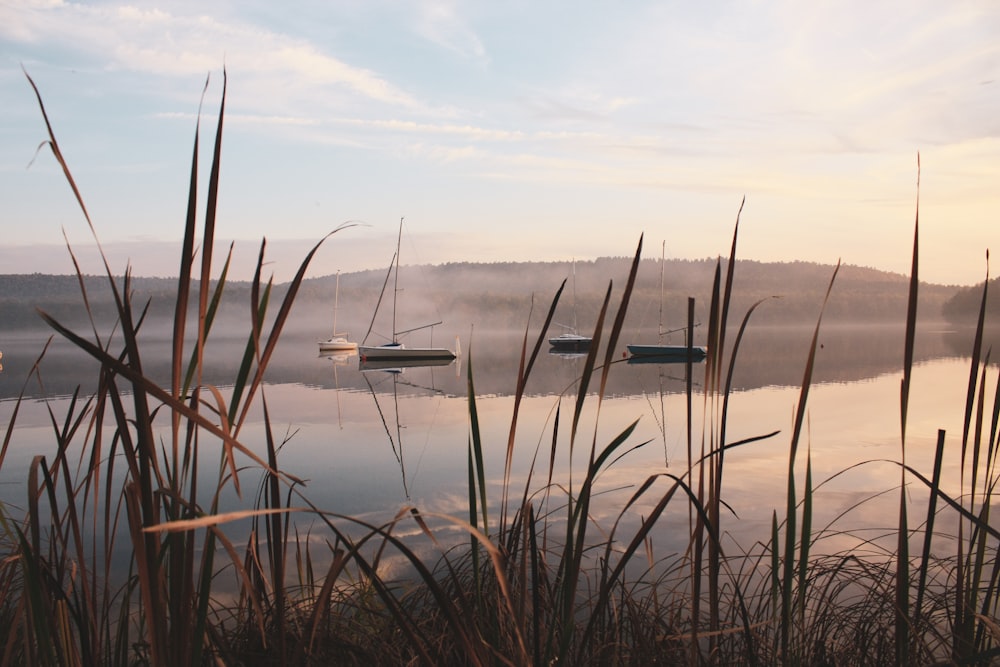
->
[0,323,991,561]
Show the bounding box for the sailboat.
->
[318,270,358,353]
[358,219,457,364]
[549,259,593,352]
[627,242,707,362]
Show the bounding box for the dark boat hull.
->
[626,344,707,362]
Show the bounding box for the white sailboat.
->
[358,219,457,364]
[318,270,358,353]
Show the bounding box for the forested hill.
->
[941,276,1000,327]
[0,258,965,335]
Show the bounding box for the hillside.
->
[0,259,961,340]
[942,276,1000,327]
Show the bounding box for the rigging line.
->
[410,391,445,488]
[659,240,665,343]
[393,218,403,342]
[362,371,403,467]
[362,251,396,346]
[391,372,409,499]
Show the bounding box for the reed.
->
[4,73,1000,665]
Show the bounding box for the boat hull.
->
[318,337,358,352]
[548,334,592,352]
[359,344,456,362]
[627,344,707,361]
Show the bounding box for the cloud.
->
[4,1,426,112]
[414,1,487,63]
[0,237,390,282]
[332,117,524,141]
[4,0,999,287]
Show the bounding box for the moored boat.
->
[549,259,592,352]
[358,219,457,363]
[627,241,706,363]
[548,332,592,352]
[626,343,707,361]
[358,342,456,362]
[318,270,358,354]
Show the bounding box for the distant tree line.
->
[941,276,1000,326]
[0,258,966,336]
[0,274,265,332]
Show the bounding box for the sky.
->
[1,1,999,286]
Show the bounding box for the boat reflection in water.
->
[318,349,356,365]
[360,355,457,499]
[359,356,456,373]
[319,349,357,430]
[547,348,588,361]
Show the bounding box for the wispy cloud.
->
[414,1,487,63]
[4,1,427,111]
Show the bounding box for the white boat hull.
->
[359,343,456,362]
[318,337,358,352]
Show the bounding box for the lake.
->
[0,322,990,565]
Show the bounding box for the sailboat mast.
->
[333,270,341,337]
[658,241,665,343]
[392,218,403,342]
[572,258,578,334]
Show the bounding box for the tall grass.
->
[4,73,1000,665]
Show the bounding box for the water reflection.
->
[319,351,355,429]
[359,359,457,499]
[358,357,456,373]
[362,369,410,498]
[0,323,991,559]
[0,324,974,401]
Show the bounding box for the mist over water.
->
[0,318,987,561]
[0,317,971,400]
